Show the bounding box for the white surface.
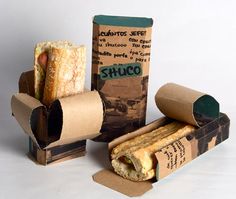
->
[0,0,236,198]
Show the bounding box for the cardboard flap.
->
[93,170,153,197]
[154,113,230,180]
[18,70,35,97]
[46,91,103,148]
[11,93,45,147]
[155,83,219,126]
[93,15,153,27]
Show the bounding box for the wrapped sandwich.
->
[34,41,86,106]
[111,121,196,181]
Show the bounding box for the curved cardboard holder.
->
[18,70,35,97]
[155,83,219,126]
[47,91,104,148]
[11,93,46,148]
[11,91,104,149]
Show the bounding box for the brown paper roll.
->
[47,91,103,148]
[155,83,219,126]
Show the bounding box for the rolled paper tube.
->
[46,91,103,148]
[155,83,219,126]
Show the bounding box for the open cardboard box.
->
[11,70,104,165]
[93,83,230,197]
[93,114,230,197]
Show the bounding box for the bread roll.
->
[111,121,196,181]
[42,44,86,106]
[34,41,86,106]
[34,41,73,101]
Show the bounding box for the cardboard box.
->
[93,83,230,196]
[11,70,104,165]
[93,113,230,197]
[28,138,86,165]
[91,15,153,142]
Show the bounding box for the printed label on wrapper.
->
[155,137,194,180]
[92,19,152,142]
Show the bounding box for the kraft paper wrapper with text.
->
[94,114,230,196]
[92,24,152,77]
[46,91,103,148]
[155,83,205,126]
[11,93,44,148]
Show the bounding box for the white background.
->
[0,0,236,198]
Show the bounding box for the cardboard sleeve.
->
[155,83,219,126]
[47,91,103,148]
[11,93,46,148]
[11,91,104,149]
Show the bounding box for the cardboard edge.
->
[93,15,153,28]
[93,169,153,197]
[193,94,220,126]
[155,83,220,127]
[18,70,35,97]
[11,93,45,148]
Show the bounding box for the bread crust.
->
[33,41,86,106]
[34,41,73,101]
[111,122,196,181]
[42,45,85,106]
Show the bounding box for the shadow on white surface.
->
[0,119,28,157]
[87,140,112,169]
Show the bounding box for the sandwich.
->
[34,41,86,106]
[111,121,196,181]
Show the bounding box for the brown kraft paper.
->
[155,136,193,179]
[92,15,153,141]
[18,70,35,97]
[155,83,219,126]
[47,91,103,148]
[93,113,230,196]
[11,93,45,147]
[11,91,104,149]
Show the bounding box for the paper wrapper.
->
[92,15,153,142]
[11,93,45,148]
[46,91,103,148]
[11,90,103,149]
[155,83,219,126]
